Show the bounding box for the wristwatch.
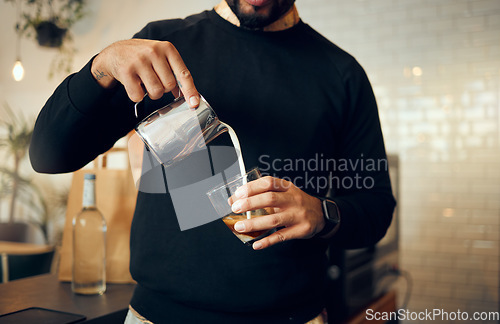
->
[316,198,341,237]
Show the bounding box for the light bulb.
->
[12,60,24,81]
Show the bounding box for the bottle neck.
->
[82,179,96,208]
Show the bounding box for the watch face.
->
[323,200,340,224]
[318,199,340,237]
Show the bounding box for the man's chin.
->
[234,0,274,19]
[238,15,275,29]
[227,0,287,30]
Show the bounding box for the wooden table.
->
[0,273,135,323]
[0,241,53,254]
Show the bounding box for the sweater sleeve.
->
[328,59,396,248]
[29,57,137,174]
[29,22,172,174]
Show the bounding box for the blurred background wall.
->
[298,1,499,321]
[0,0,498,322]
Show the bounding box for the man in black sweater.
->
[30,1,395,323]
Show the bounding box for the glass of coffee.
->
[207,168,273,245]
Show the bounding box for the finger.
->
[227,195,236,206]
[252,227,296,250]
[129,44,167,100]
[121,74,146,103]
[231,191,288,214]
[149,55,178,95]
[115,40,175,101]
[163,42,199,108]
[234,212,289,233]
[234,176,292,200]
[133,41,175,100]
[137,65,167,100]
[170,84,181,99]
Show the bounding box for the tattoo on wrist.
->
[94,69,108,81]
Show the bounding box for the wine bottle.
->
[72,173,107,295]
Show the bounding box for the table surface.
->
[0,273,135,322]
[0,241,53,255]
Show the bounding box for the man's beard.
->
[226,0,295,30]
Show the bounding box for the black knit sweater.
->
[30,10,395,324]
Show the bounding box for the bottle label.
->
[82,179,96,208]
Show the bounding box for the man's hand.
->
[230,176,327,250]
[91,39,199,107]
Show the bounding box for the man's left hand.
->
[230,176,326,250]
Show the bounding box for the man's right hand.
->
[91,39,200,107]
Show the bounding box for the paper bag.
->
[58,159,137,283]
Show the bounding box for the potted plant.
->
[0,104,67,244]
[0,104,33,241]
[6,0,86,48]
[0,105,33,224]
[5,0,86,78]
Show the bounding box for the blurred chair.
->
[0,222,45,244]
[0,248,55,283]
[0,222,31,243]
